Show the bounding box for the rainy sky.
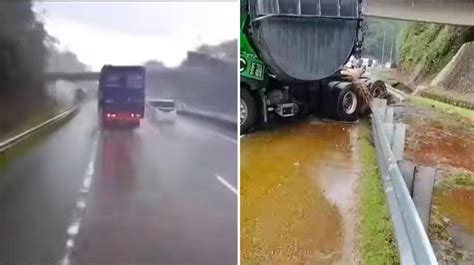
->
[35,1,238,70]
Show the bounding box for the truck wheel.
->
[335,87,359,122]
[370,80,387,98]
[240,88,257,134]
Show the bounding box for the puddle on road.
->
[240,121,358,264]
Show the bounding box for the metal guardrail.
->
[0,105,79,153]
[371,98,438,265]
[179,108,237,126]
[146,101,237,126]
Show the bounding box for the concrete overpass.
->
[45,72,100,82]
[365,0,474,26]
[44,1,474,84]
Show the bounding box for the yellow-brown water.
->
[240,121,359,264]
[436,189,474,235]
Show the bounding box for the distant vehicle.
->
[385,61,397,68]
[98,65,145,128]
[150,99,177,122]
[74,87,86,103]
[361,58,370,69]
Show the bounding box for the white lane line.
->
[60,132,99,265]
[215,174,238,195]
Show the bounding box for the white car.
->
[150,99,177,122]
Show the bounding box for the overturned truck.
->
[240,0,382,133]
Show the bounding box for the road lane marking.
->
[215,174,237,195]
[60,132,99,265]
[204,129,237,144]
[184,119,236,144]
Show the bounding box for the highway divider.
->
[147,101,237,130]
[178,107,236,129]
[0,105,79,153]
[370,99,438,265]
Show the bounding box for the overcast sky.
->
[35,1,238,70]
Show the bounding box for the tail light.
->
[130,113,135,118]
[106,113,111,118]
[135,114,141,118]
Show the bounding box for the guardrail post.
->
[398,160,416,195]
[392,123,406,161]
[384,107,394,124]
[413,166,437,231]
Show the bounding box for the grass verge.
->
[408,96,474,122]
[0,106,60,141]
[358,121,399,265]
[0,107,77,173]
[436,171,474,191]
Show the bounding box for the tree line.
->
[0,1,87,130]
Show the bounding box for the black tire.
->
[369,80,387,98]
[335,87,359,122]
[321,82,340,120]
[240,88,257,134]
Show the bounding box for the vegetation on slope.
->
[0,2,87,133]
[0,1,49,128]
[363,18,404,63]
[398,23,474,80]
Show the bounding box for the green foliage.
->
[419,91,474,111]
[398,22,474,78]
[0,2,87,131]
[48,50,90,73]
[363,18,404,62]
[0,1,47,93]
[436,171,474,191]
[359,122,399,265]
[0,1,49,131]
[408,95,474,122]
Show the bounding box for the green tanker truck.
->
[240,0,379,133]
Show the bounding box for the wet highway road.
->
[0,101,237,265]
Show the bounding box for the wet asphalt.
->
[0,100,237,265]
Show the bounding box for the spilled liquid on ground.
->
[240,121,358,264]
[437,189,474,235]
[400,104,474,261]
[403,110,474,232]
[403,117,474,171]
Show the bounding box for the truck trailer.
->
[240,0,375,133]
[98,65,145,128]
